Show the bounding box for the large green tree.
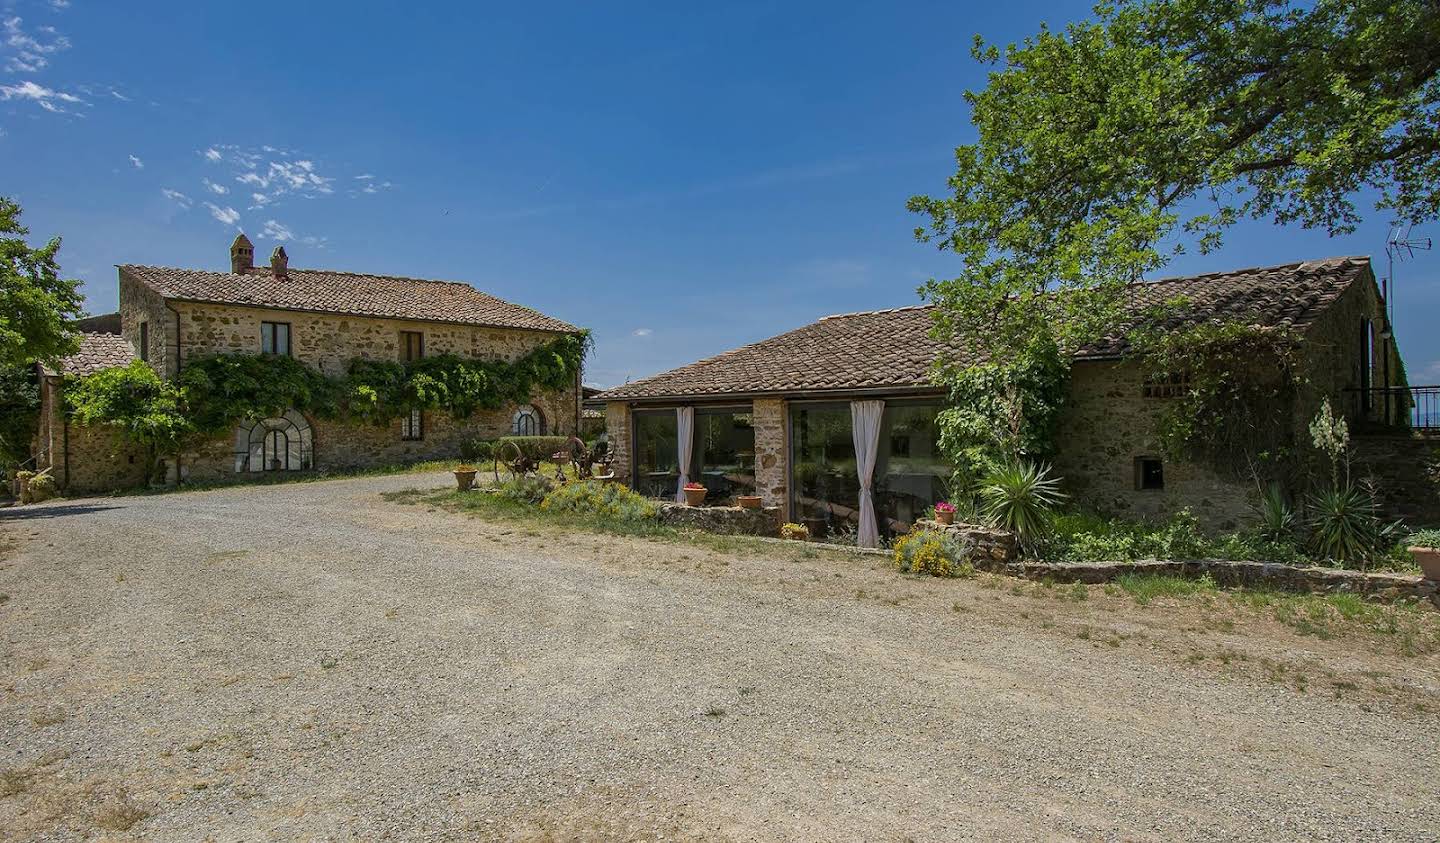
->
[910,0,1440,355]
[0,197,83,368]
[909,0,1440,481]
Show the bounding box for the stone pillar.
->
[752,398,788,517]
[605,403,631,486]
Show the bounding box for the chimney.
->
[229,233,254,273]
[270,245,289,279]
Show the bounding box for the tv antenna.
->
[1384,223,1431,336]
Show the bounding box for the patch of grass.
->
[1113,573,1218,605]
[29,706,65,726]
[702,705,726,717]
[0,768,32,797]
[92,791,148,832]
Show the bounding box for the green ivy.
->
[1130,320,1303,480]
[933,329,1070,490]
[65,332,588,473]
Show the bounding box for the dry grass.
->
[92,789,149,832]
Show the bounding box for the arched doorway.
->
[234,410,314,473]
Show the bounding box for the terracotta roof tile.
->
[46,332,136,377]
[119,265,580,334]
[598,256,1372,401]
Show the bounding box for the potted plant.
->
[1408,529,1440,581]
[454,464,478,491]
[736,494,763,510]
[683,481,707,507]
[934,501,957,525]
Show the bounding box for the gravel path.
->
[1,472,1437,841]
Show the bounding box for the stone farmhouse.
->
[598,256,1434,540]
[34,236,583,492]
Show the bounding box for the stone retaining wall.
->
[657,503,781,537]
[1005,558,1439,607]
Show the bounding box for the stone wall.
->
[911,519,1019,570]
[752,398,788,515]
[1005,558,1439,608]
[604,403,631,484]
[1351,433,1440,525]
[118,272,173,376]
[34,375,148,493]
[1052,360,1257,530]
[657,502,781,537]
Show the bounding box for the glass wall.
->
[789,399,950,539]
[691,408,755,504]
[632,406,756,503]
[632,410,678,498]
[789,403,859,538]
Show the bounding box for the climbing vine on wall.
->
[1129,320,1303,480]
[67,331,589,452]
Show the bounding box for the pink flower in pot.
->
[934,501,957,525]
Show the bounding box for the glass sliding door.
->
[789,398,952,540]
[692,408,755,504]
[632,410,679,498]
[873,401,950,532]
[789,402,859,538]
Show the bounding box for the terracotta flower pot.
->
[935,509,955,525]
[1409,546,1440,581]
[454,470,477,491]
[736,495,762,510]
[683,486,707,507]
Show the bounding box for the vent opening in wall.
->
[1135,457,1165,491]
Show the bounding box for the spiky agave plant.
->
[1307,483,1389,568]
[1254,482,1296,542]
[978,461,1066,548]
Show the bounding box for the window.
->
[233,410,313,473]
[690,408,756,503]
[261,321,291,356]
[512,404,543,436]
[401,408,424,441]
[1142,371,1190,399]
[1135,457,1165,491]
[1360,317,1375,411]
[631,410,678,498]
[138,321,149,362]
[400,331,424,362]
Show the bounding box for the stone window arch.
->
[233,409,314,473]
[511,404,544,436]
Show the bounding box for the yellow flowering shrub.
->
[780,522,810,541]
[540,479,657,522]
[893,529,975,578]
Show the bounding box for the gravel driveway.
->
[1,471,1437,841]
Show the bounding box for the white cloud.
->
[632,328,653,337]
[128,154,143,169]
[259,219,294,241]
[50,1,72,10]
[204,202,240,226]
[203,147,222,162]
[3,16,70,73]
[355,174,374,180]
[1419,360,1440,381]
[202,177,228,195]
[0,79,83,113]
[161,188,192,209]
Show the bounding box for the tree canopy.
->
[0,197,83,368]
[910,0,1440,355]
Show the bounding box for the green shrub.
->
[893,529,976,578]
[978,461,1065,545]
[459,438,494,462]
[1408,528,1440,549]
[540,479,658,522]
[497,474,554,505]
[1046,509,1308,564]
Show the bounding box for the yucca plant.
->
[1254,482,1296,542]
[1306,483,1391,568]
[978,461,1066,547]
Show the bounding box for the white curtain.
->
[851,400,885,548]
[675,406,695,503]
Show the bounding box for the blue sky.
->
[3,0,1437,387]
